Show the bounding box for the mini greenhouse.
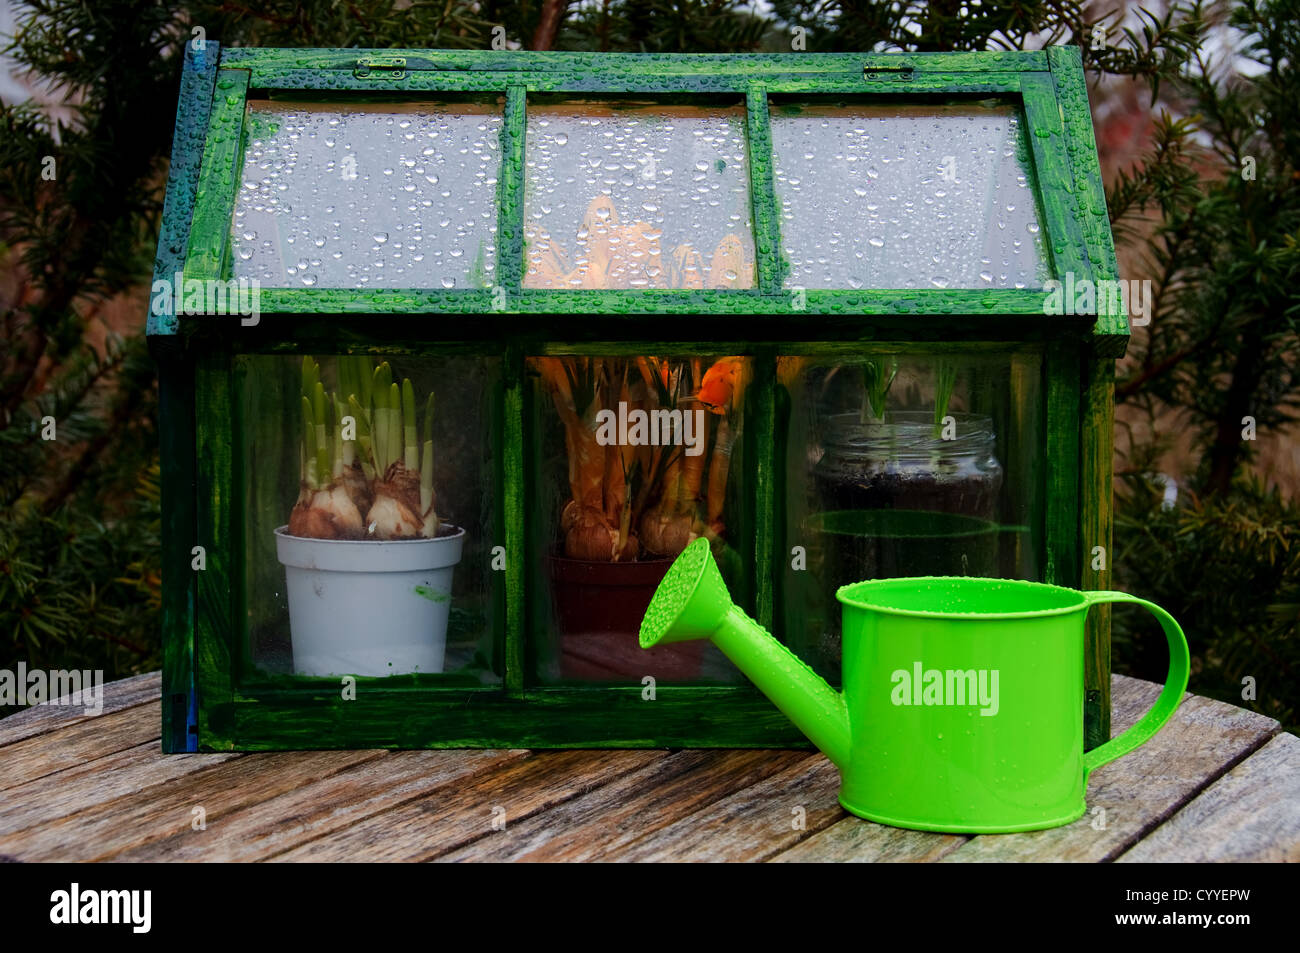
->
[150,45,1126,751]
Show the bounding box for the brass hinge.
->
[354,56,407,80]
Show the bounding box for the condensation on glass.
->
[770,103,1049,290]
[231,102,502,289]
[523,103,755,290]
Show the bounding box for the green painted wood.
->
[219,48,1050,75]
[193,351,236,750]
[497,87,526,294]
[1049,46,1127,355]
[522,362,553,685]
[183,69,249,283]
[154,44,220,753]
[1043,341,1080,589]
[1005,349,1045,582]
[1044,50,1123,743]
[771,351,799,664]
[753,352,777,629]
[1019,73,1087,284]
[231,72,1028,96]
[503,346,526,695]
[155,348,198,753]
[226,287,1076,316]
[1081,356,1116,748]
[229,357,257,684]
[184,316,1096,356]
[216,685,811,750]
[745,89,783,295]
[1023,66,1128,356]
[149,43,221,338]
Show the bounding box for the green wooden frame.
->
[151,46,1125,752]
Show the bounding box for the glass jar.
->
[806,411,1005,671]
[814,411,1003,522]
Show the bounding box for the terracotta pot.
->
[547,554,705,680]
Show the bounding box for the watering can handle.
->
[1081,592,1190,778]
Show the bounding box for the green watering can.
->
[640,538,1190,833]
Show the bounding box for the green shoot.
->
[348,394,375,479]
[301,355,319,404]
[372,362,394,475]
[312,381,330,489]
[859,360,897,423]
[420,392,435,517]
[935,360,958,435]
[301,395,317,488]
[402,377,418,471]
[388,382,401,476]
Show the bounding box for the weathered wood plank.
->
[435,749,807,862]
[616,748,842,863]
[0,671,1283,863]
[613,753,843,862]
[0,750,381,862]
[0,744,240,836]
[271,749,663,862]
[940,677,1279,862]
[114,749,529,861]
[1116,732,1300,863]
[0,703,160,791]
[0,672,160,747]
[771,820,966,863]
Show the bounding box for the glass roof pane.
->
[770,103,1049,291]
[232,101,502,289]
[523,102,755,290]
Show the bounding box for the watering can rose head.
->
[287,356,443,541]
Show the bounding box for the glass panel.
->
[779,349,1043,680]
[526,354,753,683]
[524,102,755,289]
[770,103,1049,290]
[232,102,502,289]
[239,353,502,684]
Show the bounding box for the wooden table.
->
[1,673,1296,862]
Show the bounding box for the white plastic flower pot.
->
[274,525,465,677]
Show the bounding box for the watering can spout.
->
[639,538,851,768]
